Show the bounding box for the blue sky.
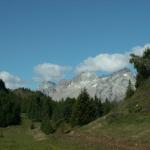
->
[0,0,150,89]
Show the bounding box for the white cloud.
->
[76,44,150,73]
[76,53,129,73]
[131,44,150,56]
[0,71,24,89]
[34,63,71,81]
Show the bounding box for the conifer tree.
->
[71,88,92,126]
[125,80,134,99]
[130,48,150,87]
[41,118,54,134]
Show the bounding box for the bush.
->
[128,102,142,113]
[30,122,35,129]
[41,119,55,135]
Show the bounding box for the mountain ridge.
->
[38,68,136,101]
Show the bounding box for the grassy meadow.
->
[0,114,150,150]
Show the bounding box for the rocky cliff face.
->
[38,81,56,96]
[38,68,136,101]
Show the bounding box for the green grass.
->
[124,77,150,113]
[1,114,150,150]
[0,116,94,150]
[79,113,150,148]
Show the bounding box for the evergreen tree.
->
[0,91,21,127]
[102,98,112,115]
[51,100,65,123]
[27,92,53,121]
[41,118,54,134]
[63,97,76,122]
[0,79,7,91]
[130,48,150,87]
[125,80,134,99]
[42,97,53,120]
[71,88,93,126]
[93,95,103,117]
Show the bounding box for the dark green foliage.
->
[71,89,103,126]
[0,79,118,132]
[71,89,90,126]
[102,99,112,115]
[14,88,35,113]
[51,97,76,124]
[128,102,142,113]
[63,97,76,122]
[125,48,150,113]
[130,48,150,87]
[0,79,6,91]
[125,80,134,99]
[0,91,21,127]
[50,97,74,128]
[28,94,42,121]
[41,118,54,134]
[93,95,103,117]
[102,99,119,115]
[30,122,35,129]
[51,100,65,123]
[42,97,53,120]
[27,91,53,121]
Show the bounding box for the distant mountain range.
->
[38,68,136,101]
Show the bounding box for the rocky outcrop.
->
[38,68,136,101]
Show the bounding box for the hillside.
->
[124,77,150,113]
[70,77,150,150]
[1,113,150,150]
[0,115,96,150]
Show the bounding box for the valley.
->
[1,113,150,150]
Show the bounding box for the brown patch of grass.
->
[67,131,150,150]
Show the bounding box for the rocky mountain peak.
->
[58,79,71,88]
[38,81,56,96]
[38,68,136,102]
[73,71,97,82]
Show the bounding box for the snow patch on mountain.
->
[38,68,136,102]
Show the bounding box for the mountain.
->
[38,68,136,101]
[38,81,56,96]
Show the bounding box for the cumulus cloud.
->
[131,44,150,56]
[76,53,129,73]
[34,63,71,82]
[76,44,150,73]
[0,71,24,89]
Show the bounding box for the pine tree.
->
[0,91,21,127]
[125,80,134,99]
[63,97,76,122]
[0,79,7,91]
[130,48,150,87]
[71,88,93,126]
[102,98,111,115]
[94,95,103,117]
[41,118,54,134]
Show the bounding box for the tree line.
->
[0,80,116,134]
[19,88,116,134]
[0,80,21,127]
